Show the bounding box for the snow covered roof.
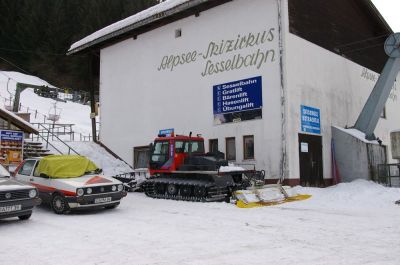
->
[0,107,39,134]
[333,126,379,144]
[68,0,228,55]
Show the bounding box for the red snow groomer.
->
[143,132,264,202]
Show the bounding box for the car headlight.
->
[86,188,92,194]
[111,185,117,192]
[118,184,123,192]
[77,188,84,196]
[29,189,37,198]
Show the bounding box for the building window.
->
[175,29,182,38]
[226,137,236,161]
[243,135,254,160]
[381,106,386,119]
[209,139,218,153]
[133,146,150,169]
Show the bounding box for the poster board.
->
[213,76,263,124]
[0,130,24,166]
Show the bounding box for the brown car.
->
[0,165,41,221]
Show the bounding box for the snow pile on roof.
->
[69,0,192,52]
[0,106,38,132]
[333,126,379,144]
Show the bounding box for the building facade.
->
[69,0,400,186]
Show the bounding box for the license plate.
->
[94,197,112,204]
[0,205,22,213]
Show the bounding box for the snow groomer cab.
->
[0,164,41,221]
[14,155,127,214]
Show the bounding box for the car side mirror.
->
[40,173,49,179]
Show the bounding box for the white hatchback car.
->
[14,155,127,214]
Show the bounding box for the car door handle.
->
[29,178,34,181]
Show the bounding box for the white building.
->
[69,0,400,186]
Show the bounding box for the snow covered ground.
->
[1,180,399,265]
[0,71,399,265]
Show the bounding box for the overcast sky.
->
[371,0,400,32]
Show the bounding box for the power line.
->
[0,47,66,56]
[0,55,31,75]
[343,43,385,54]
[335,33,389,49]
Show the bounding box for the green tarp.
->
[35,155,99,178]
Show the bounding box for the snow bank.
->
[297,179,400,210]
[65,141,133,176]
[2,179,400,265]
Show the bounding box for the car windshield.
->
[151,141,169,163]
[175,140,204,154]
[0,164,10,178]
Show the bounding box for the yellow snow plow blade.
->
[235,194,312,208]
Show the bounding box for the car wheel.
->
[105,203,119,210]
[18,213,32,220]
[51,194,69,214]
[166,184,178,195]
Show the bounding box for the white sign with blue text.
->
[301,105,321,134]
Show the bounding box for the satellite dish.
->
[384,33,400,58]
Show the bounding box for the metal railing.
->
[30,123,80,155]
[377,163,400,187]
[30,122,99,142]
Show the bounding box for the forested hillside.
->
[0,0,158,91]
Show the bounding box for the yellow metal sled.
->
[234,184,311,208]
[235,194,312,208]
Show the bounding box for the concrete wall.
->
[99,0,283,178]
[332,127,386,182]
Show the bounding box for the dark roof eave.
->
[67,0,219,55]
[365,0,393,33]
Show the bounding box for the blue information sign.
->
[159,128,174,137]
[301,105,321,134]
[213,76,262,115]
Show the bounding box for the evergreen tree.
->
[0,0,158,90]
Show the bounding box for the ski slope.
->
[0,71,92,135]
